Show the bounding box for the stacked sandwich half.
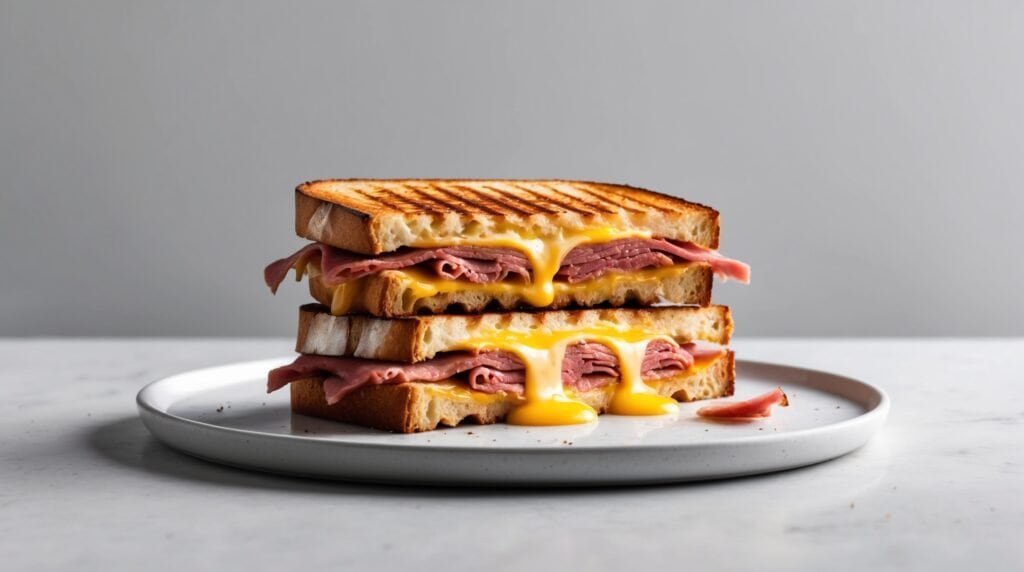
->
[264,180,749,432]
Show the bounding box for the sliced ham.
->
[268,341,724,404]
[263,239,749,294]
[696,387,789,419]
[557,238,750,283]
[263,243,531,294]
[684,340,730,360]
[268,352,513,405]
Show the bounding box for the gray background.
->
[2,1,1022,337]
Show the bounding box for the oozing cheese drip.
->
[411,227,651,307]
[604,337,680,416]
[456,324,681,426]
[422,353,724,405]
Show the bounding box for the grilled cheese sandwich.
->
[264,179,748,432]
[271,305,734,430]
[267,180,748,317]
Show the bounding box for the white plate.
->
[137,358,888,486]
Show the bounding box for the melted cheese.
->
[313,264,694,316]
[604,337,680,416]
[422,353,725,406]
[303,262,366,315]
[328,277,366,315]
[299,227,722,426]
[305,226,667,314]
[397,264,693,311]
[455,324,684,426]
[410,227,650,307]
[688,354,719,376]
[425,382,511,405]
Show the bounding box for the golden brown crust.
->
[291,378,419,432]
[295,304,733,363]
[289,351,735,433]
[294,179,721,254]
[295,191,376,254]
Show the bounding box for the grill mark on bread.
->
[547,183,619,214]
[415,183,466,214]
[509,183,580,214]
[300,179,712,216]
[591,183,673,212]
[445,184,520,216]
[348,187,396,211]
[294,179,722,252]
[575,184,646,214]
[520,181,615,214]
[584,184,648,213]
[605,182,713,215]
[487,183,563,215]
[363,182,428,212]
[407,183,473,215]
[474,184,544,216]
[375,187,434,212]
[349,184,406,212]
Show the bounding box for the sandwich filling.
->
[268,340,727,423]
[264,236,749,311]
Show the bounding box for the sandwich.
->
[267,304,735,432]
[264,179,748,432]
[265,180,748,317]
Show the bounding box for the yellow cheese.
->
[397,264,693,311]
[304,226,671,314]
[312,264,695,316]
[604,337,680,417]
[328,277,366,315]
[688,354,719,376]
[454,324,686,426]
[421,354,725,407]
[303,262,366,315]
[410,227,651,307]
[424,382,513,405]
[297,227,724,427]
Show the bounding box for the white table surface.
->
[1,338,1021,571]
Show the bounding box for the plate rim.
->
[137,357,890,454]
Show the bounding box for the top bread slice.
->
[295,303,733,363]
[295,179,721,255]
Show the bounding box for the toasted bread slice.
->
[295,179,720,254]
[289,351,735,433]
[295,304,732,363]
[305,263,713,317]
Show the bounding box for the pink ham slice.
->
[264,243,532,294]
[557,239,750,284]
[268,341,725,405]
[263,239,749,294]
[696,387,789,419]
[268,352,512,404]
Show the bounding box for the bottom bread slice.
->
[289,351,735,433]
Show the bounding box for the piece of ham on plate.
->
[697,387,789,419]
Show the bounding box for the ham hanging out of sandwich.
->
[265,180,750,318]
[268,341,727,405]
[264,238,749,294]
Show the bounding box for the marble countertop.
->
[1,338,1021,571]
